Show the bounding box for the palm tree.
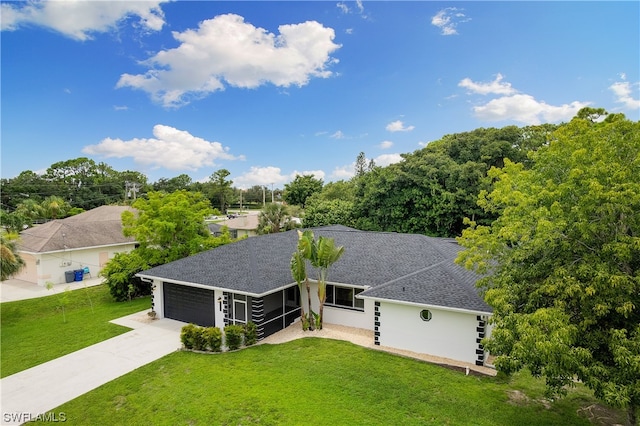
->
[313,236,344,329]
[15,199,44,224]
[295,230,344,329]
[41,195,70,220]
[290,250,309,330]
[257,203,295,234]
[1,233,25,280]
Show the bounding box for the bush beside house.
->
[180,322,258,352]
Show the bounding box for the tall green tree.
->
[456,109,640,425]
[283,174,323,208]
[152,174,193,193]
[122,190,226,262]
[104,190,233,301]
[1,233,25,280]
[208,169,234,213]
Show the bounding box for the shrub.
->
[224,324,244,351]
[101,251,151,302]
[180,324,199,350]
[244,322,258,346]
[203,327,223,352]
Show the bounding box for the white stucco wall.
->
[16,243,136,286]
[377,301,484,365]
[299,282,374,330]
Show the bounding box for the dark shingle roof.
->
[139,225,491,313]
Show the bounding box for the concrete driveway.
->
[0,312,184,425]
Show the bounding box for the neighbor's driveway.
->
[0,313,184,425]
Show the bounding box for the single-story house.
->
[139,225,492,366]
[15,205,137,286]
[208,213,260,239]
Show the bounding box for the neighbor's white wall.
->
[378,301,480,365]
[25,244,136,286]
[13,253,37,283]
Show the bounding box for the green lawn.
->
[1,284,150,378]
[35,338,625,425]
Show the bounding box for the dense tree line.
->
[2,122,557,238]
[303,124,557,237]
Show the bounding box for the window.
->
[325,285,364,311]
[420,309,432,322]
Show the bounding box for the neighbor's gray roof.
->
[18,205,137,253]
[139,225,491,313]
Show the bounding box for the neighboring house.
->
[139,225,492,366]
[208,214,260,238]
[15,205,137,286]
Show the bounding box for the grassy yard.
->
[1,284,150,378]
[35,338,625,425]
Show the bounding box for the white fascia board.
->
[20,241,136,255]
[135,275,299,298]
[357,294,492,317]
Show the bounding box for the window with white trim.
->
[325,285,364,311]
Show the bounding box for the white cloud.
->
[473,94,589,125]
[291,170,326,181]
[117,14,341,108]
[234,166,288,188]
[386,120,415,132]
[337,1,366,18]
[331,164,355,180]
[1,1,166,41]
[113,105,129,111]
[330,153,403,180]
[374,153,403,167]
[460,73,590,124]
[330,130,346,139]
[337,2,350,14]
[431,7,470,36]
[379,140,394,149]
[609,80,640,110]
[458,73,516,95]
[234,167,325,188]
[82,124,244,171]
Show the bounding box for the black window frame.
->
[325,284,365,311]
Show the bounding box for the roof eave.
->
[357,294,492,316]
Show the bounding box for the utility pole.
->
[125,181,141,201]
[262,185,266,207]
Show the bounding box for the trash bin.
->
[65,270,75,283]
[74,269,84,281]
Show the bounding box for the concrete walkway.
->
[1,277,105,303]
[0,312,184,425]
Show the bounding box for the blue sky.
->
[2,1,638,188]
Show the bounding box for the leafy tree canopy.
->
[283,174,323,208]
[104,190,233,301]
[456,109,640,424]
[351,125,555,237]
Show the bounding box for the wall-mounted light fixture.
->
[217,297,223,311]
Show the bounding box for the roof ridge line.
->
[365,258,450,292]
